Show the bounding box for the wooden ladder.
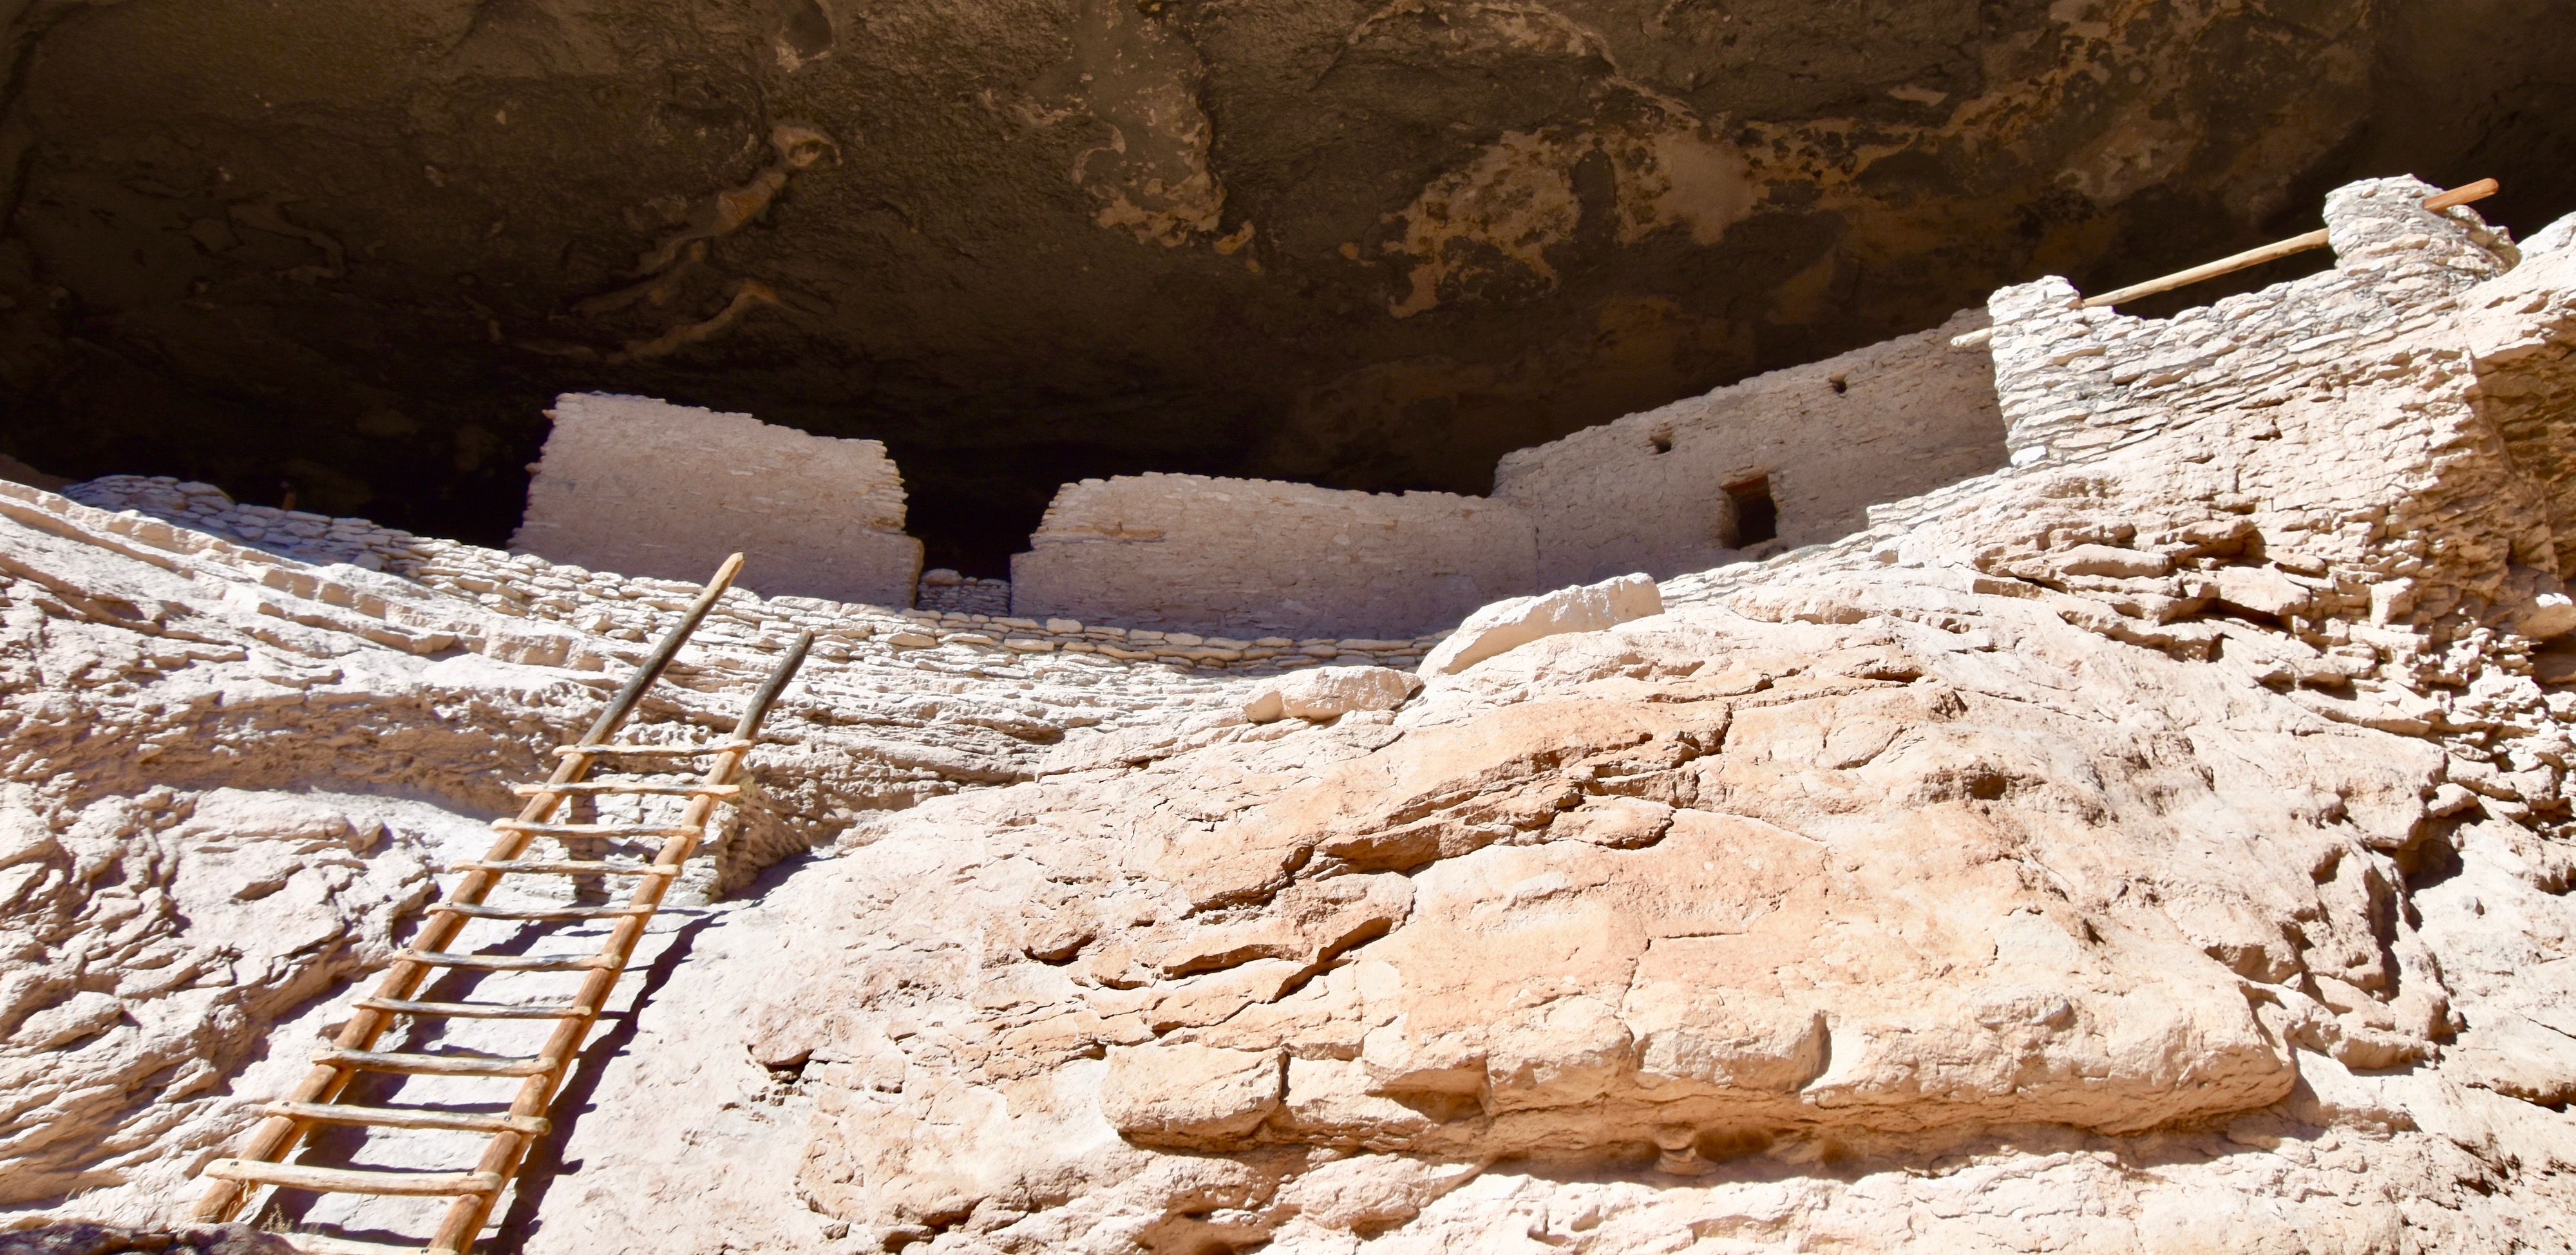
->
[187,553,813,1254]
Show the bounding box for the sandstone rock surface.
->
[1420,572,1663,676]
[21,179,2576,1253]
[1243,666,1415,724]
[486,189,2576,1252]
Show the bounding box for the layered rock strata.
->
[0,477,1274,1222]
[473,189,2576,1252]
[17,181,2576,1252]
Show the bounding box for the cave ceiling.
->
[3,0,2573,571]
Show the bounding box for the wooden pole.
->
[2078,229,2329,310]
[1950,178,2500,348]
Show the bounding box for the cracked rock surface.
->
[21,184,2576,1250]
[468,228,2576,1249]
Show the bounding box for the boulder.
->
[1243,665,1417,723]
[1419,573,1663,677]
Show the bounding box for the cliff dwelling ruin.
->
[12,3,2576,1253]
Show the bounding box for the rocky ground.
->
[15,193,2576,1252]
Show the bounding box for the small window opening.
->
[1648,430,1673,455]
[1725,476,1777,547]
[1829,375,1849,395]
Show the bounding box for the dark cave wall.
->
[2,0,2573,572]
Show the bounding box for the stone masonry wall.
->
[58,476,1454,681]
[510,393,924,608]
[1985,177,2520,470]
[1678,180,2559,617]
[1010,474,1539,638]
[1492,307,2003,587]
[1007,319,2004,634]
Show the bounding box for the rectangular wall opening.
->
[1725,476,1778,547]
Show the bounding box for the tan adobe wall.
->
[1009,473,1537,638]
[509,393,923,608]
[1491,307,2003,587]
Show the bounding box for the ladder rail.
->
[187,553,748,1229]
[425,629,813,1254]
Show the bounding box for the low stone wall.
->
[1491,307,2002,587]
[1004,313,2003,632]
[1671,173,2539,614]
[1986,176,2519,471]
[60,475,1454,676]
[1010,473,1537,638]
[401,531,1450,676]
[510,393,923,608]
[64,476,424,570]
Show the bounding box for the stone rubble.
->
[0,1222,292,1254]
[15,178,2576,1253]
[913,570,1013,618]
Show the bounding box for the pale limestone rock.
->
[1418,572,1662,677]
[1242,665,1415,723]
[1100,1043,1285,1146]
[2528,212,2576,258]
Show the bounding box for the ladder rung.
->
[553,740,753,758]
[263,1100,550,1137]
[455,859,684,877]
[314,1047,556,1077]
[282,1233,446,1255]
[489,820,701,838]
[392,949,614,972]
[512,782,741,797]
[200,1158,504,1197]
[283,1234,451,1255]
[430,902,655,921]
[358,997,589,1021]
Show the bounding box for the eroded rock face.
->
[5,0,2575,566]
[21,184,2576,1250]
[459,202,2576,1250]
[0,477,1257,1224]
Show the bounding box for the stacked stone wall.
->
[1009,474,1536,638]
[58,476,1452,679]
[1007,315,2006,633]
[1985,177,2520,470]
[63,477,422,571]
[1673,180,2552,618]
[1490,308,2003,587]
[511,393,924,608]
[97,185,2528,646]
